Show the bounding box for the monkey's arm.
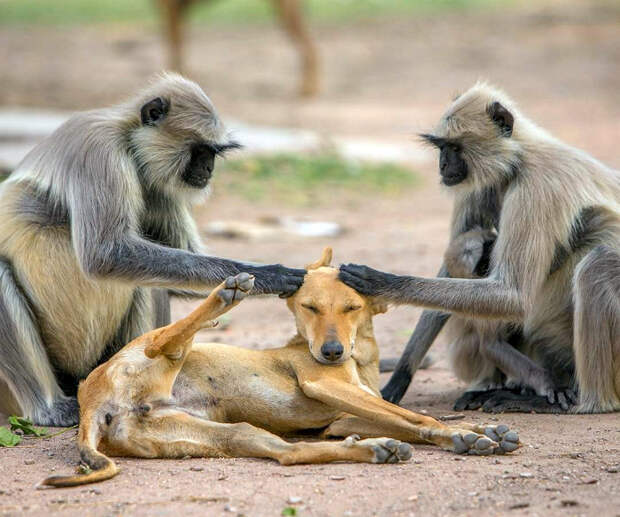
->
[339,265,523,320]
[79,235,303,295]
[67,152,304,296]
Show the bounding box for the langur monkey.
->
[0,74,305,426]
[342,83,620,413]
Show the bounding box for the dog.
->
[42,249,519,487]
[157,0,319,96]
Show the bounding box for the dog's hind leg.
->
[145,273,254,360]
[110,409,411,465]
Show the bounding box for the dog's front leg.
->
[299,376,519,455]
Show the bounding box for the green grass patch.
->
[0,0,510,27]
[213,152,418,205]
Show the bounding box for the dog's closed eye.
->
[301,303,320,314]
[343,305,362,313]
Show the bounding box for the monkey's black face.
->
[439,143,468,186]
[420,134,468,186]
[182,143,216,188]
[181,141,242,189]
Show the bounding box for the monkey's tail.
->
[379,354,435,373]
[40,410,119,487]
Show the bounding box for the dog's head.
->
[286,248,387,365]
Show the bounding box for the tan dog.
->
[42,249,519,487]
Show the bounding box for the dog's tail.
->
[40,406,119,487]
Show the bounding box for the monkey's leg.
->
[112,410,411,465]
[480,338,576,411]
[382,310,450,403]
[0,260,78,426]
[573,245,620,413]
[382,264,450,404]
[451,335,506,411]
[272,0,319,97]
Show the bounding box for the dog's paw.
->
[450,431,498,456]
[356,437,412,464]
[482,424,520,454]
[218,273,254,305]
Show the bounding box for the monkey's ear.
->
[488,101,514,137]
[141,97,169,126]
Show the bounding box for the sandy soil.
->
[1,1,619,516]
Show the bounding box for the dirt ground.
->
[1,1,619,516]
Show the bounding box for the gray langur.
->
[0,73,305,426]
[342,82,620,413]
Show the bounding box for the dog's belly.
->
[175,343,342,434]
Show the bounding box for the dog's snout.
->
[321,340,344,362]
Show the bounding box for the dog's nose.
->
[321,341,344,361]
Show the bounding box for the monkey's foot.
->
[33,396,79,427]
[505,381,578,411]
[454,388,511,411]
[348,436,412,464]
[479,389,575,414]
[449,430,498,456]
[218,273,255,305]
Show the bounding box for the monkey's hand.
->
[339,264,401,297]
[239,264,306,298]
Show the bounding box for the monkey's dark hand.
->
[339,264,401,297]
[239,264,306,297]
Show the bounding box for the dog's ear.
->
[305,247,333,270]
[370,299,388,315]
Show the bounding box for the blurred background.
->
[0,0,618,360]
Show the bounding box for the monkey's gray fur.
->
[343,82,620,413]
[382,225,568,411]
[0,73,304,425]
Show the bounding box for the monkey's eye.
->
[343,305,362,313]
[209,141,243,157]
[302,303,320,314]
